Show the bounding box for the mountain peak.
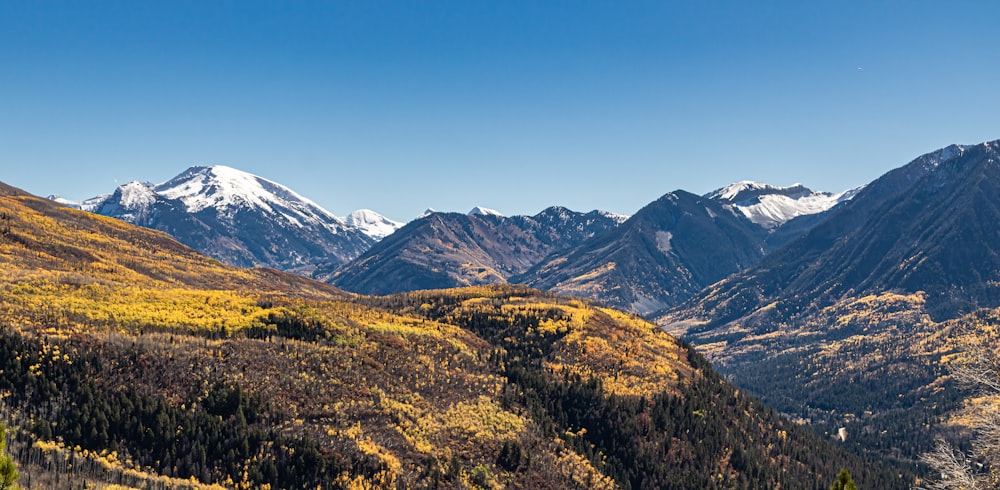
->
[707,180,858,230]
[596,210,631,224]
[48,195,83,209]
[469,206,504,217]
[155,165,335,220]
[329,205,624,295]
[77,180,161,223]
[116,180,158,209]
[706,181,811,203]
[72,164,393,271]
[345,209,403,240]
[417,208,438,219]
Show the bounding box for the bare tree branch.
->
[918,326,1000,489]
[918,439,985,490]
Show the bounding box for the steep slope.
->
[345,208,404,240]
[63,165,401,273]
[517,190,769,315]
[706,180,859,231]
[515,182,854,316]
[664,142,981,331]
[0,182,911,489]
[325,206,622,294]
[658,141,1000,465]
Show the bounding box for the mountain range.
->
[52,165,853,316]
[661,142,997,331]
[514,184,855,315]
[26,138,1000,485]
[0,179,907,488]
[660,140,1000,463]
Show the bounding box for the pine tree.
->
[0,424,20,490]
[831,469,857,490]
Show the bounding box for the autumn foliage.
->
[0,185,907,488]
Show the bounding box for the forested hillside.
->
[661,142,1000,470]
[0,182,908,488]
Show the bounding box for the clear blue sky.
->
[2,1,999,221]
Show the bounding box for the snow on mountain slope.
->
[47,195,83,209]
[116,181,158,210]
[155,165,347,229]
[48,193,123,213]
[56,165,405,273]
[106,165,400,241]
[71,181,162,223]
[469,206,504,217]
[706,181,860,229]
[597,210,631,224]
[346,209,404,240]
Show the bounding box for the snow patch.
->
[79,194,112,212]
[655,231,674,255]
[707,181,778,202]
[82,181,160,223]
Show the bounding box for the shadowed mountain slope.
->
[664,142,989,330]
[517,190,770,315]
[326,207,622,294]
[658,141,1000,467]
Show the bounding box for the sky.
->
[2,1,1000,222]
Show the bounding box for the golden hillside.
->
[0,183,906,489]
[668,289,1000,467]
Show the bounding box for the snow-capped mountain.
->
[706,181,860,230]
[514,183,855,316]
[468,206,504,217]
[82,181,161,222]
[345,209,404,241]
[63,165,399,273]
[153,165,348,227]
[46,195,84,208]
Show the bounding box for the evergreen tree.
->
[0,424,19,490]
[831,469,857,490]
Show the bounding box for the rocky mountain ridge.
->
[55,165,400,272]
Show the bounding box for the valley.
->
[7,3,999,488]
[6,140,998,488]
[0,178,907,488]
